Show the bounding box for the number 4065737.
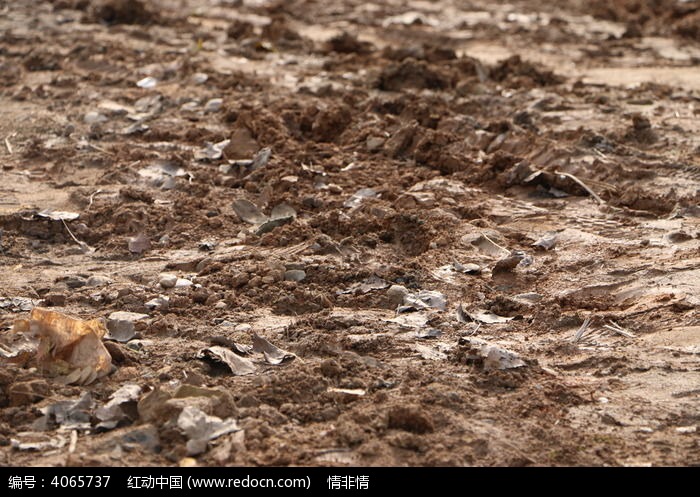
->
[50,476,110,488]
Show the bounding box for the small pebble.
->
[174,278,193,288]
[204,98,223,113]
[84,111,108,125]
[65,277,87,289]
[284,269,306,282]
[87,275,111,287]
[136,77,157,89]
[191,73,208,85]
[386,285,409,307]
[159,274,178,289]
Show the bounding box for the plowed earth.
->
[0,0,699,466]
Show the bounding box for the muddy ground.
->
[0,0,699,467]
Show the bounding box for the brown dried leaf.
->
[199,346,256,375]
[17,308,112,381]
[251,333,295,365]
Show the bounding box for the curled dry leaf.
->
[533,232,557,250]
[14,308,112,384]
[34,392,94,431]
[459,337,526,371]
[232,199,268,225]
[199,346,256,375]
[401,290,446,311]
[138,161,189,190]
[0,296,39,313]
[208,336,252,356]
[251,333,295,365]
[177,406,241,456]
[96,384,142,430]
[128,233,151,254]
[338,275,389,295]
[36,209,80,221]
[343,188,378,209]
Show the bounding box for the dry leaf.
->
[199,346,256,375]
[17,308,112,383]
[251,333,295,365]
[232,199,268,224]
[128,233,151,254]
[178,406,241,456]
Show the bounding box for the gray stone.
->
[366,136,385,152]
[386,285,409,307]
[174,278,193,288]
[159,274,178,289]
[284,269,306,282]
[204,98,223,113]
[65,277,87,289]
[106,312,147,343]
[84,111,108,125]
[86,275,111,287]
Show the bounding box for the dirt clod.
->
[387,405,434,434]
[91,0,156,25]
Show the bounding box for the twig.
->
[467,322,481,336]
[87,189,104,210]
[593,149,609,163]
[603,320,636,339]
[572,317,592,343]
[68,430,77,454]
[554,170,604,205]
[4,135,13,154]
[61,219,94,254]
[481,233,510,254]
[87,142,114,156]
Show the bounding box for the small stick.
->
[603,321,636,339]
[573,317,592,343]
[4,136,13,154]
[554,170,604,205]
[593,149,609,163]
[468,323,481,336]
[87,143,114,156]
[87,189,103,210]
[68,430,77,454]
[61,219,94,254]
